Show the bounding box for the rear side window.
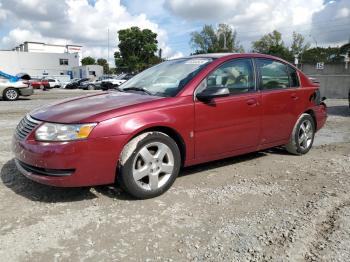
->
[288,66,300,87]
[256,59,290,90]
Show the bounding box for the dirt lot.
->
[0,90,349,261]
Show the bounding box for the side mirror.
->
[196,86,230,102]
[321,96,326,101]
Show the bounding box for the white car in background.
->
[45,78,62,88]
[0,76,33,101]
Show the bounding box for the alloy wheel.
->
[298,119,313,150]
[6,89,18,100]
[132,142,174,191]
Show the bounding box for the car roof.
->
[189,53,237,59]
[183,52,290,61]
[180,53,298,70]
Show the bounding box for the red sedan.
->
[30,78,50,89]
[13,53,327,199]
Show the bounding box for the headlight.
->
[35,123,97,141]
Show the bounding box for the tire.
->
[118,132,181,199]
[54,85,60,88]
[3,88,19,101]
[285,113,315,155]
[87,85,95,90]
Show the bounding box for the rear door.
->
[194,58,262,159]
[255,58,301,144]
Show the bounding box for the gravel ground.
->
[0,89,349,261]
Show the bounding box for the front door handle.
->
[246,98,258,106]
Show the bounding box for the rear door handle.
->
[246,98,258,106]
[291,93,299,100]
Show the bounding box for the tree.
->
[340,41,350,57]
[190,24,244,54]
[252,30,292,61]
[81,56,96,65]
[291,32,310,58]
[97,58,109,74]
[114,27,162,73]
[302,47,343,63]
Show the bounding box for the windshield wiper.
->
[122,87,153,95]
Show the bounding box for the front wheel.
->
[285,113,315,155]
[118,132,181,199]
[3,88,19,101]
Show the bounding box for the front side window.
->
[198,59,255,95]
[256,59,290,90]
[120,58,213,97]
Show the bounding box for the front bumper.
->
[19,86,34,96]
[12,134,127,187]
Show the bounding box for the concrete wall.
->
[72,65,103,80]
[0,51,79,77]
[301,63,350,99]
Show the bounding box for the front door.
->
[194,58,262,159]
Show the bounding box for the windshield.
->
[119,58,213,97]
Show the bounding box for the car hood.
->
[30,91,162,123]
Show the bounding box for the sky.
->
[0,0,349,65]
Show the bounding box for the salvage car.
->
[1,75,33,101]
[12,53,327,199]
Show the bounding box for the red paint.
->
[12,54,327,187]
[30,79,49,89]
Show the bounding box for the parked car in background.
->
[61,78,79,88]
[1,75,33,101]
[44,78,61,88]
[79,78,103,90]
[101,73,134,90]
[12,53,327,199]
[30,78,50,89]
[65,78,90,89]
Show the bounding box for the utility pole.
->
[107,27,110,76]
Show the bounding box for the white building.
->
[0,50,79,78]
[12,41,83,63]
[0,41,99,80]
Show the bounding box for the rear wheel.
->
[3,88,19,101]
[118,132,181,199]
[286,113,315,155]
[87,84,95,90]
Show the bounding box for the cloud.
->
[0,2,8,22]
[164,0,239,21]
[164,0,350,49]
[310,0,350,46]
[0,0,178,64]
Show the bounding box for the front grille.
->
[15,114,41,140]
